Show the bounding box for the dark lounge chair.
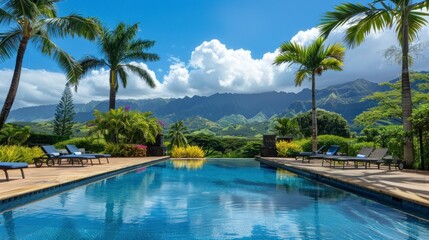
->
[1,162,28,181]
[295,145,326,162]
[307,145,340,163]
[65,144,110,164]
[35,145,96,167]
[323,147,374,168]
[332,148,388,169]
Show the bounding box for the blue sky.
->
[2,0,429,109]
[5,0,372,72]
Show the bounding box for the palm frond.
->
[77,56,107,79]
[295,69,310,86]
[32,33,82,82]
[274,36,344,87]
[3,0,42,20]
[0,7,15,25]
[33,0,57,18]
[129,39,155,51]
[0,28,21,61]
[344,9,392,47]
[273,41,305,66]
[79,57,107,71]
[125,64,156,88]
[43,14,101,40]
[123,52,160,62]
[395,10,429,43]
[319,3,371,38]
[321,58,344,71]
[117,67,128,89]
[325,42,346,61]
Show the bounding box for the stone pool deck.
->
[258,157,429,216]
[0,156,169,202]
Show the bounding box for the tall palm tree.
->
[0,0,101,131]
[72,22,160,110]
[274,37,345,152]
[318,0,429,166]
[168,120,189,148]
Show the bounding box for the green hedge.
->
[347,142,376,156]
[299,135,349,155]
[26,133,69,146]
[55,138,106,153]
[297,135,376,156]
[104,144,147,157]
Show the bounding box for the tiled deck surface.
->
[258,157,429,208]
[0,156,169,202]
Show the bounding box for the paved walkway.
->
[258,157,429,208]
[0,156,169,202]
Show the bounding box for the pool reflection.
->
[0,159,428,240]
[171,158,206,170]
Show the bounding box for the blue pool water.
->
[0,159,428,239]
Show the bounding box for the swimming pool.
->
[1,158,428,239]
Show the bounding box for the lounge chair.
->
[323,147,374,168]
[35,145,96,167]
[332,148,388,169]
[295,145,326,162]
[0,162,28,181]
[65,144,110,164]
[307,145,340,163]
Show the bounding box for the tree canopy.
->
[294,109,350,138]
[355,72,429,127]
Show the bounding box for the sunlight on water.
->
[0,159,428,240]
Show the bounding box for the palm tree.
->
[273,117,301,137]
[274,37,345,152]
[168,121,189,148]
[318,0,429,166]
[71,22,160,110]
[0,0,101,131]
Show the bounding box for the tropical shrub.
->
[240,141,263,158]
[171,146,205,158]
[55,138,106,153]
[0,146,43,164]
[90,108,162,144]
[299,135,349,154]
[0,124,31,145]
[276,141,302,157]
[376,126,404,159]
[347,142,376,156]
[104,144,147,157]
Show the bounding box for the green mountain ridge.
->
[7,78,388,124]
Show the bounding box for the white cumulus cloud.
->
[1,24,429,110]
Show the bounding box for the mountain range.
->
[7,78,388,125]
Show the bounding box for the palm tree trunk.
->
[0,37,29,131]
[311,72,318,152]
[401,14,415,167]
[109,70,116,110]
